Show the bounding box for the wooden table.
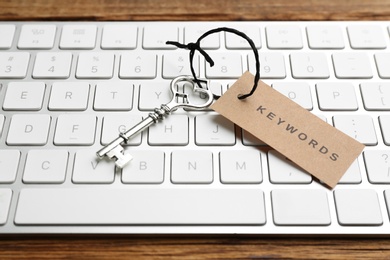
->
[1,0,390,258]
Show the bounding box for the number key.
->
[76,52,114,79]
[119,53,157,79]
[162,52,199,79]
[205,53,242,79]
[0,52,30,79]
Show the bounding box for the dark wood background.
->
[1,0,390,258]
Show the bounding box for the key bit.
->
[97,142,133,169]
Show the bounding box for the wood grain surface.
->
[1,0,390,259]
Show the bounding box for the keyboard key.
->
[162,52,199,79]
[248,53,286,79]
[220,150,262,184]
[333,115,377,145]
[0,24,15,49]
[273,82,313,110]
[101,24,137,49]
[7,114,51,145]
[0,189,12,225]
[332,53,373,79]
[122,151,164,184]
[316,82,358,111]
[0,52,30,79]
[364,150,390,183]
[205,53,242,79]
[361,83,390,110]
[379,115,390,145]
[306,25,345,49]
[268,150,312,184]
[94,82,133,111]
[184,81,222,111]
[119,53,157,79]
[101,115,142,145]
[3,82,45,111]
[0,115,4,137]
[225,26,261,49]
[18,24,56,49]
[72,150,115,184]
[32,52,72,79]
[54,115,96,145]
[374,53,390,79]
[290,53,330,79]
[334,189,382,226]
[171,150,213,184]
[23,150,68,184]
[271,189,330,225]
[48,82,90,111]
[347,25,386,49]
[15,188,265,224]
[195,114,235,145]
[338,160,361,184]
[143,26,178,49]
[266,25,303,49]
[148,115,188,145]
[0,150,20,183]
[185,25,220,49]
[60,24,97,49]
[138,82,171,110]
[76,52,115,79]
[242,130,266,146]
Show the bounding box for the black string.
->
[166,27,260,100]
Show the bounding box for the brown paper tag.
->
[211,71,365,188]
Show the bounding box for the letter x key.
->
[96,75,214,168]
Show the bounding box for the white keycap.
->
[171,150,213,184]
[32,52,72,79]
[266,25,303,49]
[162,52,199,79]
[138,82,171,110]
[248,53,286,79]
[183,81,222,111]
[119,53,157,79]
[0,150,20,183]
[334,189,382,225]
[101,24,137,49]
[3,82,45,111]
[185,25,220,49]
[379,115,390,145]
[72,150,115,184]
[23,150,68,184]
[271,189,330,225]
[101,115,142,145]
[225,26,261,49]
[316,82,358,110]
[54,115,96,145]
[15,188,265,224]
[7,114,51,145]
[94,82,133,111]
[143,26,178,49]
[306,25,345,49]
[122,151,164,184]
[48,82,90,111]
[374,53,390,79]
[338,160,362,184]
[332,53,373,79]
[18,24,56,49]
[76,52,114,79]
[364,150,390,183]
[361,83,390,110]
[347,25,386,49]
[195,114,235,145]
[220,150,262,184]
[273,82,313,110]
[0,189,12,225]
[290,53,330,79]
[205,53,242,79]
[60,24,97,49]
[0,115,4,137]
[242,130,266,146]
[0,52,30,79]
[268,150,312,184]
[148,115,188,145]
[333,115,377,145]
[0,24,15,49]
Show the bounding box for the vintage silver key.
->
[96,75,214,168]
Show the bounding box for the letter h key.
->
[96,76,214,168]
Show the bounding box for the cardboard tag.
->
[211,72,365,188]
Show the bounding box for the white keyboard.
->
[1,21,390,235]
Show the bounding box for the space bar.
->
[15,188,266,225]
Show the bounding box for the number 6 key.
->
[96,75,215,168]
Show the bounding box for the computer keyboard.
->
[1,21,390,235]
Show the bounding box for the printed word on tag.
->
[211,71,365,188]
